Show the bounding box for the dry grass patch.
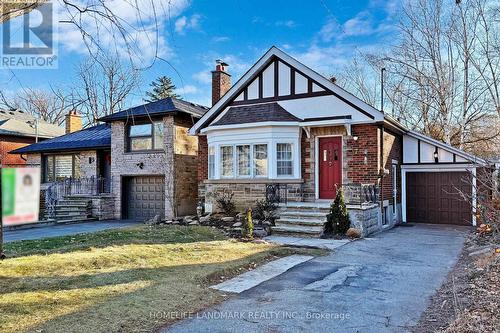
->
[0,225,323,333]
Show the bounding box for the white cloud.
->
[175,16,188,33]
[212,36,230,42]
[318,17,341,42]
[192,70,212,84]
[275,20,296,28]
[175,14,202,35]
[177,84,198,95]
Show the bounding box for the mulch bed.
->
[412,232,499,333]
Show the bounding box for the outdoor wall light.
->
[137,162,144,169]
[353,136,359,141]
[434,149,439,163]
[88,157,95,164]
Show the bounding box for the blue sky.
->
[1,0,400,108]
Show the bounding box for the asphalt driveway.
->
[3,220,140,243]
[164,224,468,333]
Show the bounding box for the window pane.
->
[55,155,73,180]
[208,146,215,179]
[277,143,293,176]
[221,146,233,177]
[277,161,293,176]
[130,124,152,137]
[153,122,164,149]
[253,144,268,176]
[45,156,54,182]
[237,145,250,176]
[131,137,153,151]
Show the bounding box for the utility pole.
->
[381,67,386,113]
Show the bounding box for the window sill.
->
[123,150,165,155]
[205,178,303,184]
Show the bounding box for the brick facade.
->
[346,124,380,184]
[0,135,36,167]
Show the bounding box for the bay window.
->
[236,145,251,177]
[127,121,164,151]
[208,146,215,179]
[277,143,293,176]
[253,144,268,176]
[221,146,234,177]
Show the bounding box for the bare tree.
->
[335,53,378,107]
[0,88,73,125]
[76,55,140,124]
[338,0,500,158]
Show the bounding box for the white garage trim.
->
[401,165,477,226]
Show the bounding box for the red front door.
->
[319,137,342,199]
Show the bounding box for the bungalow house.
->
[0,108,65,167]
[190,47,487,236]
[12,98,208,222]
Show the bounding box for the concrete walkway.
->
[163,224,468,333]
[3,220,140,242]
[265,235,351,250]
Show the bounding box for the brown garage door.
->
[406,172,471,225]
[124,176,165,221]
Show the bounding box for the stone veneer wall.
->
[110,115,198,220]
[90,194,115,220]
[204,182,303,212]
[348,204,382,237]
[78,151,99,178]
[111,116,174,219]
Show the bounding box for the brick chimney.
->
[212,59,231,106]
[65,110,82,133]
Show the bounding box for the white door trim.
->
[401,165,477,226]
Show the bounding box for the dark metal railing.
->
[343,183,379,205]
[44,176,112,220]
[266,183,288,204]
[49,176,112,197]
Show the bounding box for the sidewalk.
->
[3,220,140,243]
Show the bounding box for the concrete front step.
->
[55,217,98,224]
[272,225,322,237]
[275,218,325,227]
[56,203,90,208]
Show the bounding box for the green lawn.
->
[0,225,323,333]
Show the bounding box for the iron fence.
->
[265,183,288,204]
[44,177,112,219]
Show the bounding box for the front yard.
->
[0,225,322,333]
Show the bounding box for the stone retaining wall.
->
[203,182,303,212]
[348,204,382,237]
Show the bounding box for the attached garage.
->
[406,171,471,225]
[402,131,487,226]
[123,176,165,221]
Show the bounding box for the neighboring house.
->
[190,47,487,236]
[98,98,207,220]
[12,98,208,222]
[0,108,65,167]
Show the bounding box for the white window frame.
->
[253,143,268,178]
[220,145,234,178]
[236,144,252,178]
[276,142,294,178]
[208,146,215,179]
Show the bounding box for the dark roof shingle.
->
[212,103,301,126]
[10,124,111,154]
[99,97,208,122]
